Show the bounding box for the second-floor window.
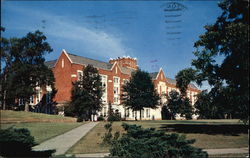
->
[113,77,120,104]
[77,70,83,81]
[100,75,107,103]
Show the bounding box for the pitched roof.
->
[44,60,57,68]
[67,53,113,70]
[45,52,135,75]
[149,72,158,79]
[149,72,198,90]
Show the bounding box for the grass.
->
[1,122,83,143]
[68,120,249,154]
[0,110,83,143]
[0,110,77,123]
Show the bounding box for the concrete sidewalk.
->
[204,147,249,155]
[33,122,99,155]
[72,148,249,158]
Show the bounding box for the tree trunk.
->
[25,102,29,112]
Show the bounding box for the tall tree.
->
[0,30,55,111]
[70,64,103,121]
[122,69,160,120]
[166,90,182,120]
[175,68,196,119]
[192,0,249,122]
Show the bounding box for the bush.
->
[0,127,55,157]
[64,105,75,117]
[107,111,121,122]
[109,123,208,158]
[97,115,105,121]
[76,117,83,122]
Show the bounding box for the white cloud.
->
[3,4,129,58]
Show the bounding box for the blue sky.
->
[1,0,222,90]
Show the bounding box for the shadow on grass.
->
[159,124,248,135]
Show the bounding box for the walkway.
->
[204,147,249,155]
[72,148,249,158]
[33,122,99,155]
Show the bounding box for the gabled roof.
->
[67,53,113,70]
[45,51,135,75]
[149,72,158,79]
[44,60,57,68]
[149,72,199,90]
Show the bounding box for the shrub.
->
[102,122,114,145]
[109,123,208,158]
[97,115,105,121]
[76,117,83,122]
[107,114,121,121]
[0,127,55,157]
[64,105,75,117]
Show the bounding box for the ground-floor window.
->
[146,109,150,118]
[141,109,144,118]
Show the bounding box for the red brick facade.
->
[47,49,201,119]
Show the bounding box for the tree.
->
[122,69,160,120]
[175,68,196,119]
[166,90,182,120]
[109,123,208,158]
[166,90,193,120]
[0,127,55,157]
[0,30,55,111]
[191,0,249,122]
[70,64,103,121]
[194,90,221,119]
[176,68,197,96]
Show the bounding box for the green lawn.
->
[0,110,83,143]
[68,120,248,154]
[1,110,77,123]
[1,122,83,143]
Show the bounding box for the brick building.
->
[45,49,201,120]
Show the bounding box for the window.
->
[113,77,120,104]
[146,109,150,118]
[141,109,144,118]
[125,108,130,117]
[62,59,64,68]
[100,75,107,102]
[77,70,83,81]
[30,96,34,104]
[114,77,119,84]
[132,111,137,118]
[19,98,24,105]
[114,87,119,94]
[114,97,119,103]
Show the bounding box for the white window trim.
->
[113,76,120,104]
[77,70,83,81]
[100,74,108,103]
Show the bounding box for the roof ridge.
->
[67,52,111,65]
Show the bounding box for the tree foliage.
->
[70,64,103,120]
[175,68,197,96]
[0,30,55,111]
[166,90,193,120]
[0,127,55,157]
[109,123,208,158]
[174,0,249,122]
[122,69,160,120]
